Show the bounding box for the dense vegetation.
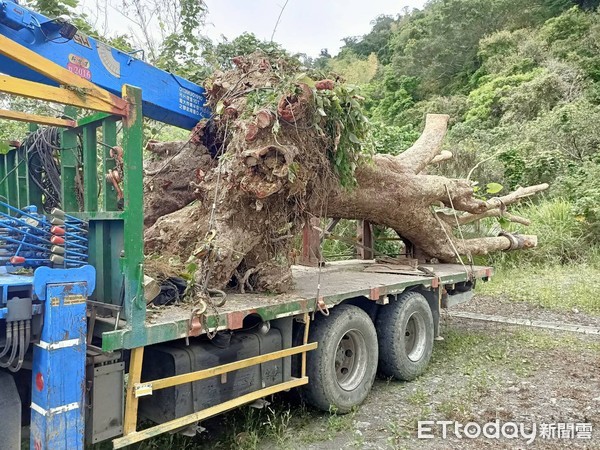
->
[324,0,600,266]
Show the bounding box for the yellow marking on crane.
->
[0,35,127,115]
[0,109,75,127]
[0,75,126,115]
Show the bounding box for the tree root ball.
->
[143,52,548,294]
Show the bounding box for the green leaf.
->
[498,217,510,227]
[186,262,198,273]
[486,182,504,194]
[296,73,316,88]
[288,162,300,183]
[216,101,225,115]
[0,141,9,155]
[272,120,281,135]
[348,133,361,144]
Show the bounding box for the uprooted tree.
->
[143,53,548,294]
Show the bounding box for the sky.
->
[78,0,427,58]
[203,0,426,57]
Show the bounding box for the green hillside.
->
[325,0,600,265]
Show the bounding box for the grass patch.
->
[513,327,600,352]
[407,386,429,406]
[326,406,356,435]
[93,403,301,450]
[477,264,600,314]
[430,326,522,373]
[94,433,199,450]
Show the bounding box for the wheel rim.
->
[405,312,427,362]
[334,329,368,391]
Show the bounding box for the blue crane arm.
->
[0,0,210,129]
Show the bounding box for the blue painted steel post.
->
[29,266,96,450]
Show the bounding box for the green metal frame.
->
[59,86,147,351]
[2,83,208,352]
[0,123,42,212]
[2,85,147,352]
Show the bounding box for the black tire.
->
[0,371,21,449]
[376,291,434,381]
[303,304,378,413]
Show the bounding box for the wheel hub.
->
[405,312,427,362]
[335,329,368,391]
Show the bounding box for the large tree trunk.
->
[320,114,546,261]
[143,54,547,293]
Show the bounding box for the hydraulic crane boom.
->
[0,0,211,129]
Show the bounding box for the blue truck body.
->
[0,0,211,129]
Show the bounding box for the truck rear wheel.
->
[376,291,434,381]
[303,304,378,413]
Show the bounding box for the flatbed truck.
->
[0,3,492,448]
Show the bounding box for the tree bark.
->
[143,57,548,293]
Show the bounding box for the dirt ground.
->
[288,317,600,450]
[182,296,600,450]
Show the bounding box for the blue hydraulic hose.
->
[0,221,87,250]
[0,209,87,243]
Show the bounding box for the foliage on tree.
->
[329,53,379,85]
[340,15,398,65]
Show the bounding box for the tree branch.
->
[271,0,290,42]
[437,208,531,226]
[396,114,450,174]
[429,150,453,166]
[486,184,550,208]
[457,235,538,255]
[440,182,549,215]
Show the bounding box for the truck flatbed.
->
[100,261,492,351]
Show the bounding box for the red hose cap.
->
[50,226,65,236]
